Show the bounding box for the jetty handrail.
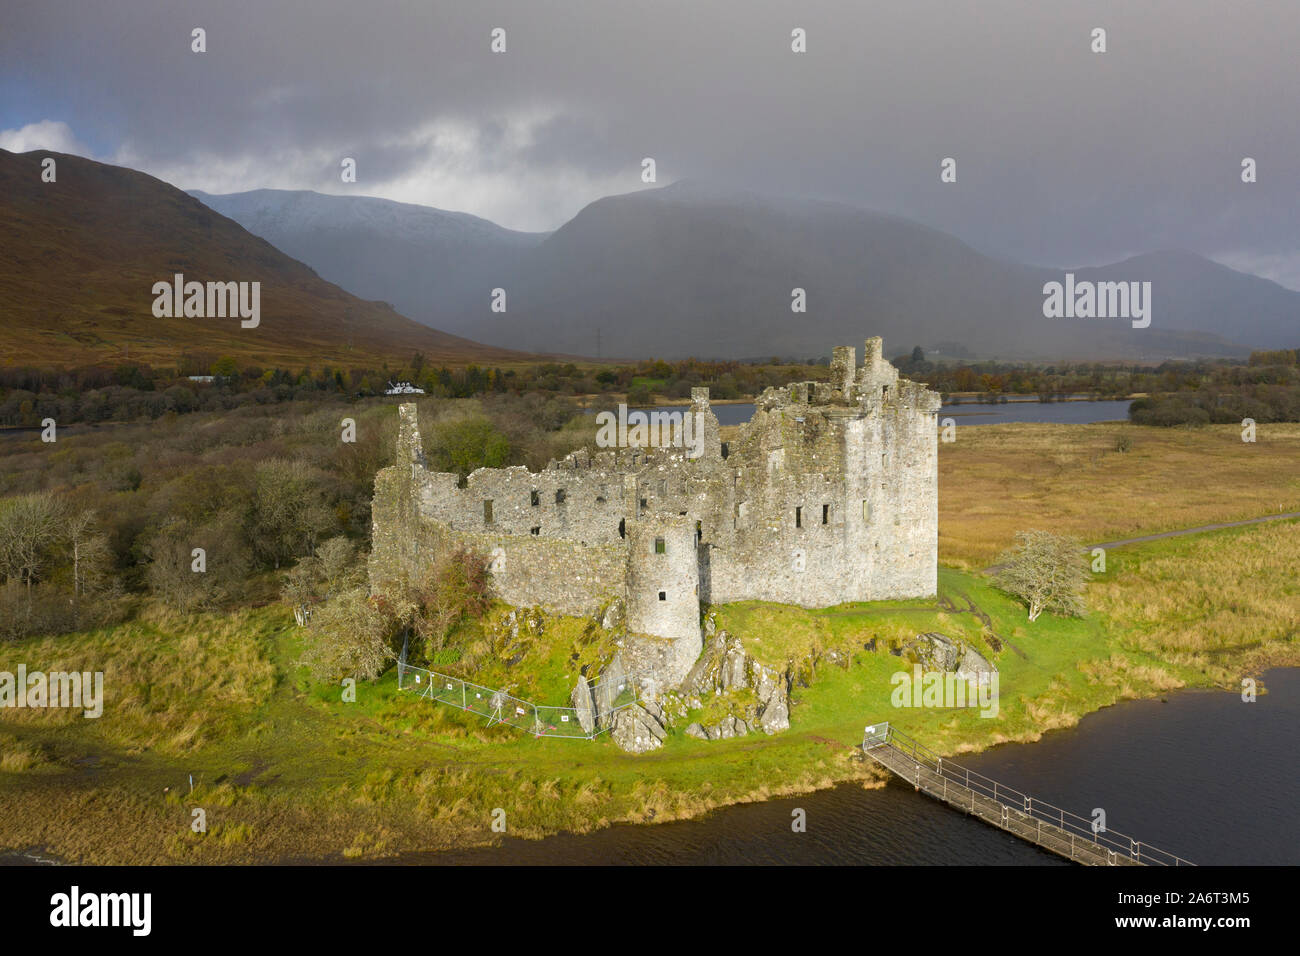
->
[863,722,1195,867]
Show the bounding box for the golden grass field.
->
[937,421,1300,567]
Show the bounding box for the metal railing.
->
[863,722,1195,866]
[397,660,638,739]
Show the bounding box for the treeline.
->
[7,347,1299,435]
[888,347,1300,424]
[0,353,830,428]
[0,393,587,642]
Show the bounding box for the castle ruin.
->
[370,337,941,689]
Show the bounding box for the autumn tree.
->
[145,515,250,612]
[0,491,67,599]
[300,587,395,681]
[249,458,335,568]
[994,530,1087,622]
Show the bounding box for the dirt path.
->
[983,511,1300,573]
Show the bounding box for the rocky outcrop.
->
[905,632,997,685]
[683,715,752,741]
[681,631,792,738]
[611,702,667,753]
[594,654,627,720]
[570,676,596,735]
[603,627,793,751]
[601,597,625,631]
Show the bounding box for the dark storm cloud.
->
[2,0,1298,281]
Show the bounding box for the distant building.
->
[187,375,215,383]
[384,381,425,395]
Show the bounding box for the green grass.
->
[1,524,1293,863]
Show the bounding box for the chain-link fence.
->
[397,661,638,739]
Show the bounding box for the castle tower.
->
[858,336,899,399]
[625,514,702,651]
[830,345,856,398]
[686,387,722,459]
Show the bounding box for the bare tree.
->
[0,491,67,601]
[250,458,335,568]
[65,508,113,599]
[994,530,1087,622]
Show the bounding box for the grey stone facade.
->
[370,337,940,686]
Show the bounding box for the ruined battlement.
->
[370,337,940,688]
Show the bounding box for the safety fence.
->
[397,660,638,739]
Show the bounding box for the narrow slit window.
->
[483,500,494,524]
[658,591,667,601]
[822,504,830,525]
[655,537,666,555]
[555,488,567,505]
[530,490,540,507]
[795,506,802,529]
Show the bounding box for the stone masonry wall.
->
[369,336,940,682]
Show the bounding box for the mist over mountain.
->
[193,181,1298,362]
[189,188,547,333]
[0,150,530,369]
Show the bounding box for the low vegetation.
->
[937,421,1300,567]
[1,393,1296,863]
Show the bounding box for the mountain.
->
[493,182,1296,360]
[198,179,1297,361]
[0,149,530,369]
[189,188,547,334]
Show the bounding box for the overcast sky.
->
[4,0,1299,287]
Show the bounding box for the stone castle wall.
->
[369,337,940,680]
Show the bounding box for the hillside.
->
[0,149,531,369]
[189,188,546,334]
[201,179,1296,361]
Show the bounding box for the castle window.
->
[792,549,806,573]
[695,520,702,546]
[639,497,647,514]
[863,500,871,522]
[658,591,667,601]
[555,489,567,505]
[795,506,802,529]
[530,526,540,536]
[721,442,729,460]
[530,490,540,507]
[655,537,666,555]
[483,500,494,524]
[618,518,626,539]
[823,504,830,525]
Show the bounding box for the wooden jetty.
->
[862,722,1194,866]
